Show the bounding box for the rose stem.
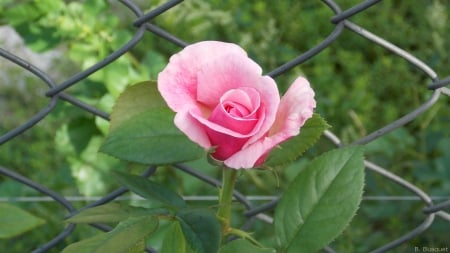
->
[216,167,238,241]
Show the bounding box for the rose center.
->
[223,101,250,118]
[207,87,260,135]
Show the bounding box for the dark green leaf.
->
[61,216,158,253]
[0,203,45,239]
[219,239,275,253]
[66,202,169,224]
[177,209,221,253]
[67,117,101,153]
[112,170,186,209]
[265,114,330,168]
[100,108,205,165]
[274,146,364,253]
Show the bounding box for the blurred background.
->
[0,0,449,252]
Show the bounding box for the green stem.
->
[228,228,265,248]
[216,168,238,239]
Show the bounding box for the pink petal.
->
[195,54,280,144]
[243,76,280,145]
[174,108,211,149]
[208,88,260,134]
[206,130,250,160]
[224,77,316,169]
[158,41,248,112]
[190,107,260,139]
[189,105,258,160]
[224,136,276,169]
[196,53,263,107]
[220,87,260,116]
[205,87,261,159]
[190,103,266,161]
[269,77,316,137]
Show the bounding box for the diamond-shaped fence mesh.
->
[1,0,449,252]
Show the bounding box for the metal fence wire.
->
[1,0,450,252]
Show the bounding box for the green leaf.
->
[101,108,204,165]
[265,114,330,168]
[161,222,189,253]
[274,146,364,253]
[176,209,221,253]
[142,51,167,80]
[112,170,186,209]
[101,81,205,165]
[124,239,146,253]
[219,239,276,253]
[67,116,101,153]
[61,216,158,253]
[108,81,166,132]
[0,203,45,238]
[66,202,169,224]
[4,3,42,25]
[100,108,205,165]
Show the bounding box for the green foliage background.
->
[0,0,449,252]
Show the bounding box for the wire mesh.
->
[1,0,449,252]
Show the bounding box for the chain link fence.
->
[1,0,449,252]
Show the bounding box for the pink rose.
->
[158,41,316,169]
